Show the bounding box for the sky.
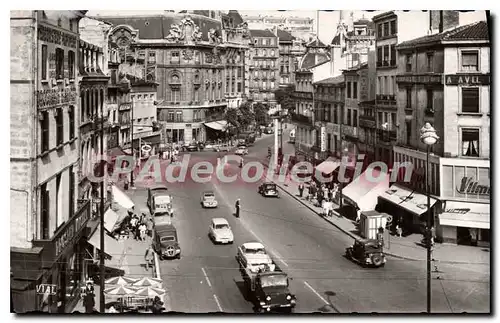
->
[87,10,487,45]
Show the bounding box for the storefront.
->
[22,200,92,313]
[437,160,490,246]
[204,120,228,142]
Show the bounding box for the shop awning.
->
[342,166,390,211]
[87,226,124,260]
[379,184,437,216]
[112,185,134,209]
[204,120,228,131]
[315,157,340,174]
[104,209,119,232]
[439,201,490,229]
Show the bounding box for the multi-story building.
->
[243,14,314,41]
[10,10,90,313]
[95,12,245,144]
[272,27,305,87]
[378,20,490,245]
[248,29,279,106]
[371,10,461,168]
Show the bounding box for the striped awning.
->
[204,120,228,131]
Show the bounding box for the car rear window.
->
[160,236,175,242]
[215,224,229,229]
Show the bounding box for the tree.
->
[224,102,255,133]
[253,103,268,126]
[274,87,296,113]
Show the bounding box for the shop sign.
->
[320,126,326,152]
[38,24,78,48]
[36,284,57,295]
[445,74,490,86]
[442,165,490,201]
[444,208,471,214]
[360,70,368,101]
[396,75,443,84]
[54,202,91,258]
[37,87,77,108]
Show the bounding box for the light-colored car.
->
[235,146,248,156]
[236,242,275,273]
[208,218,234,244]
[214,143,232,152]
[201,191,218,208]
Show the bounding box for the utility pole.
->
[339,100,344,208]
[99,96,105,313]
[130,99,135,188]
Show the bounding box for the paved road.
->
[125,129,489,313]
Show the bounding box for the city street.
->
[124,130,490,313]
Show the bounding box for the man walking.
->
[144,245,155,271]
[235,198,241,217]
[298,183,304,198]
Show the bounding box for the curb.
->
[262,163,424,262]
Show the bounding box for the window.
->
[41,45,48,80]
[55,48,64,79]
[383,22,389,36]
[461,51,479,71]
[175,111,183,122]
[271,50,275,56]
[406,87,412,109]
[148,51,156,64]
[378,23,383,38]
[406,121,412,144]
[69,166,74,217]
[195,52,200,63]
[68,50,75,79]
[383,45,389,64]
[377,47,382,65]
[390,46,396,65]
[56,173,61,226]
[391,113,396,130]
[353,110,358,127]
[171,88,180,102]
[171,51,180,63]
[462,88,480,113]
[353,82,358,99]
[427,89,434,111]
[378,112,383,125]
[40,183,49,239]
[461,128,480,157]
[40,111,49,152]
[68,106,75,140]
[406,54,412,72]
[427,53,434,72]
[55,110,64,144]
[333,105,338,124]
[167,111,175,122]
[346,82,351,98]
[347,109,352,126]
[390,20,397,35]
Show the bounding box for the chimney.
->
[439,10,444,33]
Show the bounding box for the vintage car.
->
[249,272,296,313]
[236,242,275,274]
[208,218,234,244]
[258,182,279,197]
[264,126,274,134]
[235,146,249,156]
[345,239,386,268]
[182,141,204,152]
[214,143,232,152]
[201,191,218,208]
[147,184,173,217]
[153,223,181,260]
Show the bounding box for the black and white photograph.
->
[8,7,491,315]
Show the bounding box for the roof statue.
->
[166,15,203,43]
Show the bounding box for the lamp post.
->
[419,122,439,314]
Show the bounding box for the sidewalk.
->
[262,148,489,265]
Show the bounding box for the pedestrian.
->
[151,296,164,314]
[235,198,241,217]
[130,215,139,239]
[124,176,129,191]
[327,188,333,201]
[298,183,304,198]
[83,291,95,314]
[147,218,154,237]
[139,222,147,241]
[145,245,155,271]
[317,190,323,208]
[395,224,402,237]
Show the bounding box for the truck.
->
[236,242,296,313]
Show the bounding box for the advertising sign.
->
[442,165,490,201]
[320,126,326,152]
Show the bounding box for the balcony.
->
[359,115,376,128]
[375,94,397,108]
[290,112,313,127]
[377,129,397,143]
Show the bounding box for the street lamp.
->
[338,147,348,208]
[419,122,439,314]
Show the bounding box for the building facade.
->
[272,28,305,87]
[10,10,91,313]
[248,29,280,106]
[388,20,490,245]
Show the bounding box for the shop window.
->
[461,51,479,71]
[68,106,75,140]
[55,48,64,80]
[461,128,480,157]
[40,111,49,153]
[41,45,48,80]
[462,88,479,113]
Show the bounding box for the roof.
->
[354,18,371,25]
[250,29,276,38]
[299,51,330,70]
[314,75,345,85]
[277,29,295,42]
[149,184,168,191]
[97,13,222,41]
[398,21,489,48]
[227,10,244,26]
[242,242,265,250]
[211,218,229,225]
[306,38,327,48]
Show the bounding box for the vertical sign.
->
[320,126,326,152]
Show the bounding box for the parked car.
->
[214,143,232,152]
[201,191,218,208]
[345,239,386,268]
[264,126,274,134]
[182,141,204,152]
[153,223,181,260]
[235,146,248,156]
[208,218,234,244]
[147,184,173,217]
[258,182,279,197]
